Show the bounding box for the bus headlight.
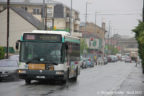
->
[18,70,26,74]
[19,62,28,69]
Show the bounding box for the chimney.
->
[102,22,105,30]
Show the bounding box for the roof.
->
[80,22,107,32]
[83,33,101,39]
[0,0,79,13]
[11,7,45,30]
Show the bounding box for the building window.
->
[21,7,27,11]
[47,20,53,29]
[47,7,53,17]
[66,13,70,17]
[33,8,40,15]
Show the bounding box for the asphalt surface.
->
[0,60,140,96]
[113,64,144,96]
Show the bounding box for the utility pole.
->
[95,12,97,33]
[84,2,88,56]
[6,0,10,59]
[85,2,88,35]
[70,0,73,35]
[108,21,111,55]
[45,0,47,30]
[113,29,115,51]
[43,0,45,30]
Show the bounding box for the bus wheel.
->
[25,79,31,84]
[72,69,78,81]
[62,71,69,84]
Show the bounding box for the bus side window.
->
[61,44,66,63]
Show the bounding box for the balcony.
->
[74,19,80,25]
[66,17,70,22]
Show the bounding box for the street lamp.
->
[83,1,91,56]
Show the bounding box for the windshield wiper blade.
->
[26,57,40,64]
[51,63,58,65]
[43,61,58,65]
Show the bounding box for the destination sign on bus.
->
[23,33,62,42]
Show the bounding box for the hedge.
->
[0,46,5,59]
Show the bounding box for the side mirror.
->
[16,40,20,50]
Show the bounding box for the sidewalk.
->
[113,64,144,96]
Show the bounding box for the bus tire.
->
[62,71,69,84]
[25,79,31,84]
[71,69,78,81]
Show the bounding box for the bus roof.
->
[32,30,80,41]
[32,30,70,36]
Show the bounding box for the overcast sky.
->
[1,0,142,37]
[53,0,142,37]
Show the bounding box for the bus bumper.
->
[17,69,66,80]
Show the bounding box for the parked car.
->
[9,55,19,61]
[80,58,88,69]
[107,55,116,62]
[121,56,126,61]
[125,57,132,63]
[107,56,112,62]
[85,58,94,67]
[113,56,118,62]
[0,59,19,81]
[104,57,108,64]
[97,57,104,65]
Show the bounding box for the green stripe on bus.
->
[64,38,80,44]
[62,37,65,42]
[21,36,23,41]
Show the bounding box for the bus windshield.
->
[20,42,62,64]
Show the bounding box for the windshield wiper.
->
[44,61,58,65]
[26,57,40,64]
[26,58,58,65]
[51,62,58,65]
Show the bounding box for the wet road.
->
[0,61,135,96]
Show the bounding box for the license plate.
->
[28,64,45,70]
[0,74,8,77]
[36,76,45,79]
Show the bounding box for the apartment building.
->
[0,0,81,37]
[105,34,138,55]
[0,7,44,51]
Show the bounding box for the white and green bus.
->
[17,30,80,84]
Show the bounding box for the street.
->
[0,61,137,96]
[0,0,142,96]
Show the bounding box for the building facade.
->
[80,22,106,57]
[0,7,44,51]
[105,34,138,55]
[0,0,81,37]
